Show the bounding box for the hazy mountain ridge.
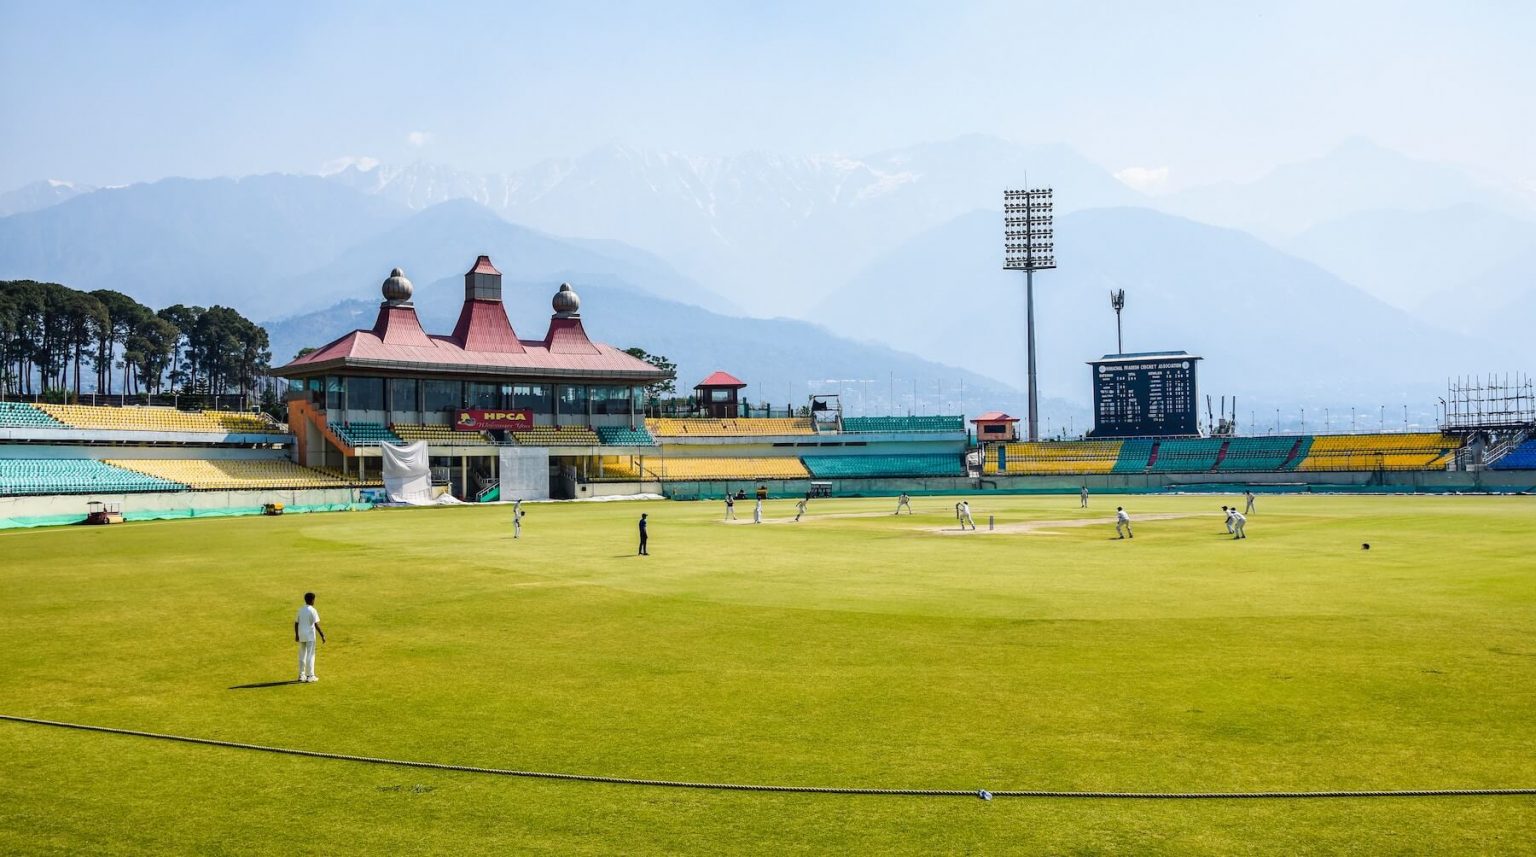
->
[1285,203,1536,313]
[816,206,1517,419]
[0,174,410,311]
[326,136,1142,314]
[0,179,97,217]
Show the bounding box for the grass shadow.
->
[229,680,304,690]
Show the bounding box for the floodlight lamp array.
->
[1002,187,1056,271]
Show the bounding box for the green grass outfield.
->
[2,493,1534,855]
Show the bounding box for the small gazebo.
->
[695,371,747,418]
[971,411,1021,443]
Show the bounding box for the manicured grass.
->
[2,493,1534,854]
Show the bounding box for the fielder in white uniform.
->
[795,497,808,522]
[513,498,523,539]
[959,501,977,531]
[1080,486,1089,508]
[753,498,763,524]
[1231,510,1247,539]
[1244,490,1256,515]
[294,592,325,683]
[1115,507,1133,539]
[724,495,736,520]
[895,493,912,515]
[1222,505,1235,534]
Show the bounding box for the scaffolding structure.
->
[1441,373,1535,431]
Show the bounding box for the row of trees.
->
[0,280,272,402]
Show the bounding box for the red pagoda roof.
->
[468,255,501,276]
[695,370,747,388]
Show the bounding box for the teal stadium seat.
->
[0,459,186,496]
[840,416,965,433]
[330,422,403,447]
[802,454,964,478]
[595,426,655,446]
[0,402,65,429]
[1148,438,1224,473]
[1111,439,1156,473]
[1216,437,1300,472]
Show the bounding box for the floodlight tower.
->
[1003,187,1055,441]
[1109,289,1126,354]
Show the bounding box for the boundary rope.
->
[5,714,1534,800]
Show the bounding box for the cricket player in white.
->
[1231,510,1247,539]
[724,495,736,520]
[1244,490,1256,515]
[1080,486,1089,508]
[794,497,808,521]
[1222,505,1235,534]
[294,592,325,683]
[753,498,763,524]
[895,493,912,515]
[513,498,523,539]
[1115,507,1133,539]
[959,500,977,530]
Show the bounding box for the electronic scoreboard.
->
[1088,351,1201,438]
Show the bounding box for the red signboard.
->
[455,409,533,430]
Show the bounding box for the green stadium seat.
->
[839,416,965,433]
[1148,438,1224,473]
[0,459,185,496]
[0,402,66,429]
[1111,439,1156,473]
[594,426,656,446]
[330,421,403,447]
[802,454,963,478]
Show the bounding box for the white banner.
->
[380,441,434,505]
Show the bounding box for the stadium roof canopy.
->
[274,256,670,384]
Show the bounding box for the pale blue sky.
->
[2,0,1532,191]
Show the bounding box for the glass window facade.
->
[591,385,631,415]
[388,378,419,413]
[513,384,551,412]
[324,376,343,411]
[467,382,500,409]
[347,377,384,411]
[424,379,463,413]
[559,385,588,417]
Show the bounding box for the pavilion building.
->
[274,256,671,499]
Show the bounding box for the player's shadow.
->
[228,680,304,689]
